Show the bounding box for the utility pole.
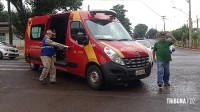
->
[161,16,166,31]
[197,15,199,31]
[188,0,192,47]
[87,5,90,11]
[7,0,13,45]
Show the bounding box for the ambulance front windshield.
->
[85,20,132,41]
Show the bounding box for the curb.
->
[175,46,200,51]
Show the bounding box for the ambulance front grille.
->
[123,56,149,68]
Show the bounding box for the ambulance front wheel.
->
[87,65,104,90]
[29,62,40,71]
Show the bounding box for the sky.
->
[1,0,200,31]
[81,0,200,31]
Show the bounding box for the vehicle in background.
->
[0,42,19,59]
[165,37,175,53]
[145,39,175,53]
[146,39,156,47]
[136,39,153,66]
[170,45,175,53]
[0,41,16,48]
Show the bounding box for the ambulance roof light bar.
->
[90,10,117,18]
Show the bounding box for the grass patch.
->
[17,54,25,59]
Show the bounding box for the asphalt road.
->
[0,47,199,112]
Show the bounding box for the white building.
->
[0,22,24,47]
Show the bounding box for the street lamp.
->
[172,7,188,16]
[161,16,166,31]
[172,7,189,27]
[172,0,192,47]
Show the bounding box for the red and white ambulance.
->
[25,10,152,89]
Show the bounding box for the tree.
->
[171,25,188,40]
[111,4,132,34]
[0,2,4,11]
[0,2,8,22]
[191,31,198,47]
[0,11,8,22]
[133,24,148,39]
[9,0,83,39]
[9,0,31,39]
[171,25,188,46]
[146,28,158,39]
[28,0,83,16]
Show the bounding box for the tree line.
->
[0,0,83,39]
[0,1,156,39]
[1,1,199,47]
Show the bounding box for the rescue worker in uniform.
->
[39,30,69,85]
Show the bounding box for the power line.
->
[141,1,180,24]
[140,0,161,17]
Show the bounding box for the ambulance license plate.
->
[135,69,145,75]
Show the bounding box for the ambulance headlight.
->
[104,46,125,65]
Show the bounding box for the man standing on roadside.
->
[39,30,69,85]
[153,32,176,88]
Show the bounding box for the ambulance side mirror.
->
[77,32,89,46]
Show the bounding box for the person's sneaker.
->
[158,82,163,88]
[40,80,47,85]
[50,81,59,84]
[164,83,170,86]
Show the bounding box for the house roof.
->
[0,22,15,32]
[0,22,9,27]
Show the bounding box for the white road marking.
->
[0,65,29,67]
[1,63,28,65]
[0,60,30,71]
[0,68,30,71]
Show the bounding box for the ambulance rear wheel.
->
[29,62,40,71]
[24,54,29,62]
[87,65,104,90]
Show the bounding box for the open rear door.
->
[27,15,50,65]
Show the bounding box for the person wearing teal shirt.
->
[153,32,176,88]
